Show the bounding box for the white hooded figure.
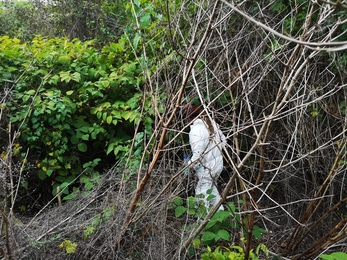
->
[184,105,226,211]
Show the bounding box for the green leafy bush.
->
[169,196,266,251]
[0,0,133,44]
[2,35,154,198]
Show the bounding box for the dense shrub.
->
[0,0,130,43]
[1,35,154,199]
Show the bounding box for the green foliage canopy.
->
[1,34,154,197]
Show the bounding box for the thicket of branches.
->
[2,0,347,259]
[0,0,127,43]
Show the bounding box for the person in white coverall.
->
[182,104,226,211]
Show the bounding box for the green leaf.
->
[97,111,102,119]
[45,90,55,97]
[133,33,141,50]
[81,134,89,141]
[78,142,88,152]
[253,225,266,239]
[22,95,30,102]
[192,238,200,249]
[48,74,60,85]
[71,72,81,82]
[106,142,115,155]
[123,111,134,120]
[106,115,112,124]
[206,194,216,201]
[102,112,108,121]
[331,252,347,259]
[175,205,186,217]
[60,71,72,83]
[187,208,196,215]
[319,252,347,260]
[46,169,54,177]
[216,229,230,241]
[173,197,183,206]
[319,255,335,260]
[109,42,124,52]
[26,89,36,95]
[63,190,78,201]
[84,182,94,191]
[202,231,216,244]
[140,13,151,29]
[58,55,71,64]
[205,219,218,229]
[98,80,109,88]
[133,0,141,7]
[211,210,232,223]
[38,170,47,180]
[70,135,79,145]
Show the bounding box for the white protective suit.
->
[188,118,226,211]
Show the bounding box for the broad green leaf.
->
[173,197,183,206]
[133,33,141,50]
[63,191,78,201]
[319,252,347,260]
[187,196,197,209]
[106,115,112,124]
[71,72,81,82]
[175,205,186,217]
[66,90,74,96]
[111,144,122,155]
[70,135,79,144]
[318,255,334,260]
[106,142,115,155]
[22,95,30,102]
[216,230,230,241]
[46,169,54,177]
[81,134,89,141]
[227,201,236,212]
[331,252,347,259]
[211,210,232,223]
[109,42,124,52]
[78,142,88,152]
[253,225,266,239]
[79,126,90,133]
[38,170,47,180]
[205,219,218,229]
[192,238,200,249]
[44,90,54,97]
[202,231,216,244]
[98,80,109,88]
[123,111,134,120]
[60,71,72,83]
[84,182,94,191]
[140,13,151,29]
[206,194,216,201]
[133,0,141,7]
[26,89,36,95]
[102,112,108,121]
[57,55,71,64]
[48,75,60,85]
[97,111,102,119]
